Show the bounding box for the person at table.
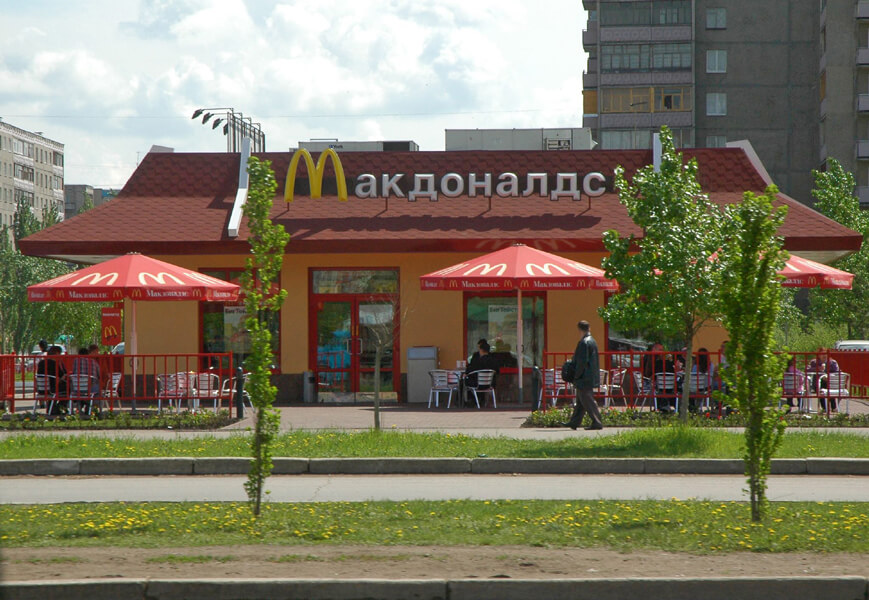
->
[465,340,499,389]
[467,338,487,365]
[815,347,840,413]
[88,343,114,392]
[36,345,67,397]
[688,347,715,412]
[642,342,676,412]
[67,347,102,406]
[782,356,805,413]
[807,349,827,393]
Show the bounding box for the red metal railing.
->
[4,352,240,417]
[542,350,869,415]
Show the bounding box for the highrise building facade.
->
[0,119,64,230]
[582,0,819,202]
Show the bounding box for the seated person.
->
[815,348,840,412]
[689,347,715,412]
[465,340,499,389]
[35,345,67,396]
[642,342,677,412]
[782,356,805,412]
[66,348,102,407]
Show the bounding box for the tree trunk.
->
[679,326,694,422]
[373,345,381,430]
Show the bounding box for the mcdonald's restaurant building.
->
[19,143,862,404]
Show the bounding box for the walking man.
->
[563,320,604,430]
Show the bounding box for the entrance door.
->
[313,296,398,403]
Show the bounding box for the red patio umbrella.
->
[779,255,854,289]
[28,253,240,401]
[420,244,617,396]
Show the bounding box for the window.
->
[653,0,691,24]
[601,44,651,72]
[601,88,651,113]
[706,50,727,73]
[200,269,281,370]
[706,7,726,29]
[706,93,727,116]
[600,2,651,26]
[654,87,693,111]
[706,135,727,148]
[652,43,691,70]
[53,152,63,167]
[14,163,34,182]
[601,130,652,150]
[465,294,545,370]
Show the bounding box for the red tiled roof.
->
[19,148,861,259]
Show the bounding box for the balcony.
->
[858,1,869,19]
[857,48,869,66]
[857,140,869,159]
[582,24,598,48]
[583,72,598,88]
[860,94,869,112]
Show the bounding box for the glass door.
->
[313,296,398,403]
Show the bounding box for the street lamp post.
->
[191,107,266,153]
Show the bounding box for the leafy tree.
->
[774,288,806,349]
[601,126,725,421]
[808,159,869,338]
[0,200,101,354]
[718,185,789,522]
[241,156,289,517]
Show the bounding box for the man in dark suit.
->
[562,320,604,430]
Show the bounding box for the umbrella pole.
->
[131,301,137,412]
[517,290,523,402]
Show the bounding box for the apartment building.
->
[64,184,119,220]
[582,0,819,202]
[0,119,64,230]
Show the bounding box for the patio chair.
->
[100,372,124,412]
[630,370,653,411]
[34,373,56,413]
[687,372,713,412]
[597,369,610,407]
[193,372,222,412]
[606,368,627,408]
[539,368,571,408]
[65,373,99,415]
[780,372,809,413]
[156,372,191,413]
[427,369,456,408]
[653,372,679,413]
[818,372,850,414]
[220,374,252,413]
[466,369,497,409]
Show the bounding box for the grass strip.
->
[2,428,869,459]
[1,500,866,554]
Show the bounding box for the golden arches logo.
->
[131,289,143,299]
[284,148,348,203]
[448,280,460,289]
[112,289,123,299]
[519,280,531,289]
[55,290,65,300]
[193,289,202,298]
[103,325,119,337]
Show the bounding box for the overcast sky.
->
[1,0,587,188]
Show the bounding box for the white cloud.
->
[0,0,587,186]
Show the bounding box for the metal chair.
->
[156,372,191,413]
[653,372,679,413]
[466,369,497,409]
[100,372,124,412]
[688,372,713,411]
[539,368,571,408]
[64,373,99,415]
[193,372,222,412]
[606,368,627,408]
[630,371,652,411]
[427,369,456,408]
[818,372,850,414]
[220,375,252,412]
[781,372,808,413]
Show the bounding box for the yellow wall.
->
[132,252,728,373]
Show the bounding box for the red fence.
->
[3,352,241,417]
[541,349,869,415]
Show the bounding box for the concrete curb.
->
[2,457,869,477]
[1,577,866,600]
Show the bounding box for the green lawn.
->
[2,500,867,553]
[2,428,869,459]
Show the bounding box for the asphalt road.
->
[3,473,868,504]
